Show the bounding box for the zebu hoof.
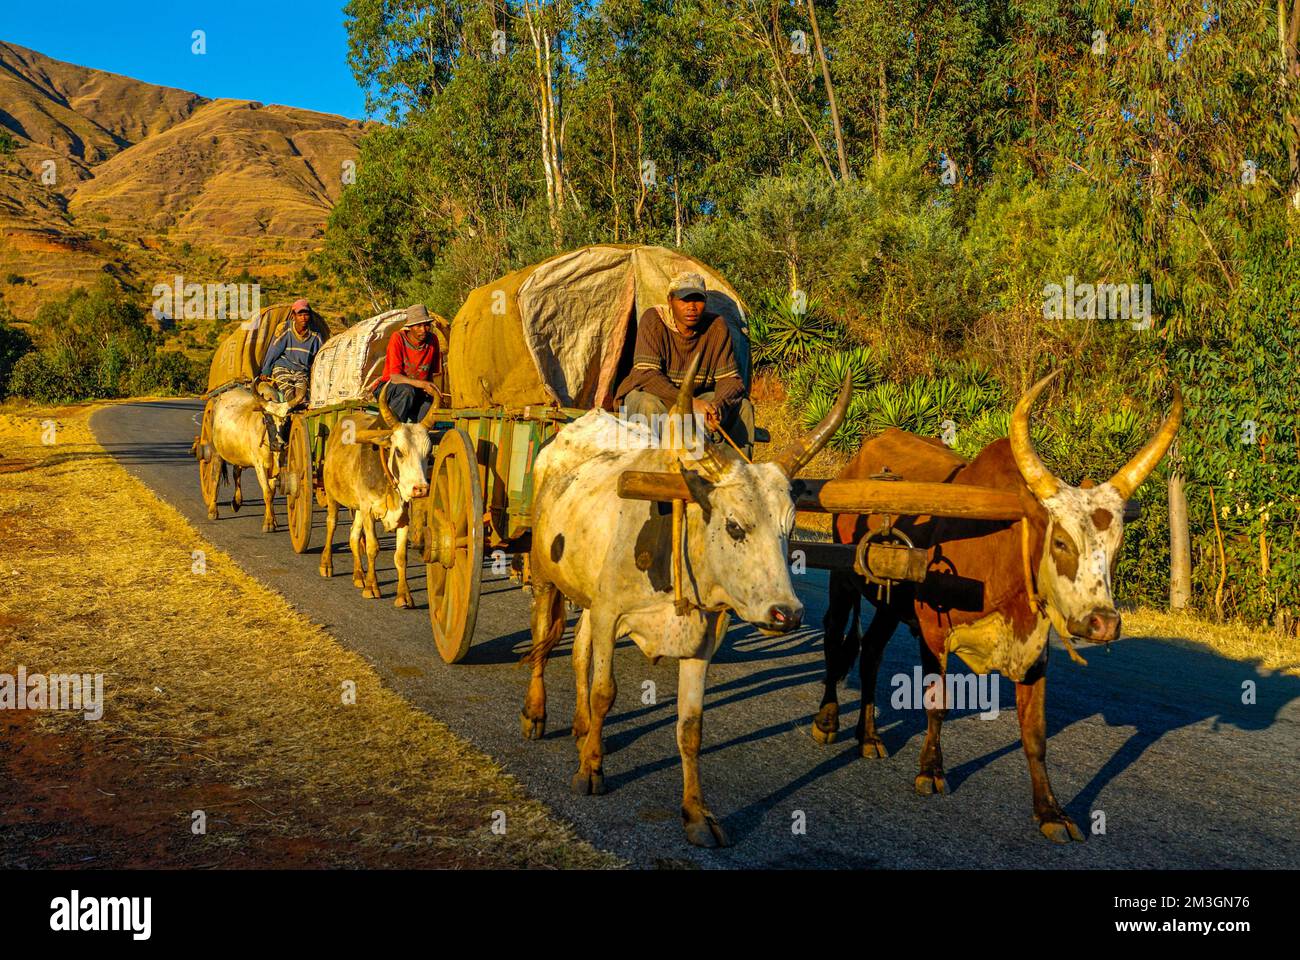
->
[232,494,242,512]
[262,521,276,533]
[363,585,381,599]
[570,767,605,796]
[858,736,888,759]
[811,703,839,744]
[207,507,218,521]
[914,771,948,796]
[1038,814,1085,844]
[394,592,414,609]
[683,812,730,849]
[520,712,546,740]
[319,562,332,578]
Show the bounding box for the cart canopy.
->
[308,308,406,409]
[447,244,749,409]
[206,303,331,392]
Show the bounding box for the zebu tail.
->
[523,583,567,667]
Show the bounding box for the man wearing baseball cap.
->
[260,298,323,450]
[615,270,754,455]
[373,304,443,422]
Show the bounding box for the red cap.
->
[291,298,310,313]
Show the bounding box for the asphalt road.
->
[91,399,1300,869]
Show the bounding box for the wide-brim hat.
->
[403,304,432,328]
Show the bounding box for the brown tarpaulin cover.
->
[206,303,332,392]
[447,244,749,408]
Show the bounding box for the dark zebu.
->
[813,371,1182,842]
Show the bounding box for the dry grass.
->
[1124,606,1299,677]
[0,400,621,869]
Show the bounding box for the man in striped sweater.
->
[259,298,323,450]
[615,271,754,456]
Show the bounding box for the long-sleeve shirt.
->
[615,306,745,419]
[261,326,323,377]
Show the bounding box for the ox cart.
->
[194,303,332,518]
[279,245,755,664]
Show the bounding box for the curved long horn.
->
[418,392,441,429]
[671,353,729,481]
[377,382,398,428]
[774,372,852,478]
[1010,370,1061,501]
[1108,385,1184,498]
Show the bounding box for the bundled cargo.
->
[307,308,449,409]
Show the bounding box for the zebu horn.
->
[774,373,852,478]
[418,392,441,429]
[377,382,399,428]
[1108,385,1184,498]
[671,353,729,481]
[1009,370,1061,501]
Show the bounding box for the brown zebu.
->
[318,385,433,607]
[812,371,1182,842]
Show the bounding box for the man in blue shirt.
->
[259,298,322,450]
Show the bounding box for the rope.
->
[714,422,752,464]
[1021,518,1088,666]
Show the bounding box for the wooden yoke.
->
[619,473,1027,521]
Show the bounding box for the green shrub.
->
[0,320,35,398]
[8,347,84,403]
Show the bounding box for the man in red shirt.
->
[373,304,442,421]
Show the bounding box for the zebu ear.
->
[680,466,713,522]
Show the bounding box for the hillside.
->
[0,41,369,323]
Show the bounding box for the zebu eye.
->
[725,518,746,542]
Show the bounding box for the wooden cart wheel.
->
[197,400,220,516]
[425,428,483,663]
[285,416,314,554]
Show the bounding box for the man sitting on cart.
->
[615,271,754,457]
[372,304,442,422]
[259,298,323,451]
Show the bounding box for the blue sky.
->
[0,1,368,119]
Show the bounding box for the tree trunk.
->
[1168,462,1191,610]
[805,0,849,179]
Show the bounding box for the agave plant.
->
[751,290,841,365]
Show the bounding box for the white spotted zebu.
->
[521,356,853,848]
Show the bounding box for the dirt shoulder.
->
[0,400,620,869]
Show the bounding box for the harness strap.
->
[1022,518,1088,666]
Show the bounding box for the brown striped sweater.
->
[614,306,745,417]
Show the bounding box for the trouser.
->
[266,368,309,448]
[375,381,432,423]
[622,389,755,458]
